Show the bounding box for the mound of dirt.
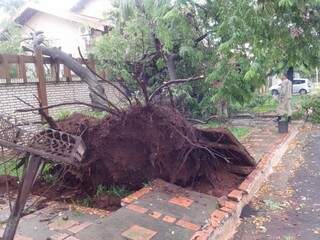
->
[57,104,255,196]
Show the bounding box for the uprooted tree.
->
[17,6,256,196]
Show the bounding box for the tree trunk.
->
[39,47,107,109]
[165,53,178,81]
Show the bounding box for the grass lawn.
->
[0,158,22,177]
[199,121,251,140]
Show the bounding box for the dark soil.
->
[54,105,255,200]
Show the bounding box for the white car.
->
[270,78,312,96]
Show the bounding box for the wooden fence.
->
[0,51,105,116]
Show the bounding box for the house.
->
[13,1,111,57]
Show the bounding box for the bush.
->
[301,95,320,123]
[230,94,278,114]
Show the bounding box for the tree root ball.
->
[58,105,256,196]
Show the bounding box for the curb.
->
[191,126,299,240]
[118,127,299,240]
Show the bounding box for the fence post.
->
[34,48,49,118]
[18,55,27,83]
[0,55,11,84]
[63,54,72,82]
[51,63,60,83]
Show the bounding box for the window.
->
[293,79,305,85]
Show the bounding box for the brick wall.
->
[0,80,121,122]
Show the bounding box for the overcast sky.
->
[35,0,79,10]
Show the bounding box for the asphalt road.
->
[234,124,320,240]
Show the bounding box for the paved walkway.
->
[0,120,287,240]
[234,123,320,240]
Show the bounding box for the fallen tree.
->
[18,31,256,198]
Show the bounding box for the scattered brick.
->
[126,204,148,214]
[162,215,177,224]
[228,190,243,202]
[169,196,193,208]
[148,211,162,219]
[121,225,157,240]
[67,222,92,233]
[176,219,200,231]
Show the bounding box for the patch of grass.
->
[54,109,107,121]
[96,184,132,198]
[201,121,250,140]
[54,110,74,121]
[81,110,107,119]
[40,163,57,185]
[0,159,23,178]
[263,199,283,211]
[229,127,250,139]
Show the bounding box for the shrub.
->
[301,95,320,123]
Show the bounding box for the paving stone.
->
[14,235,33,240]
[121,225,157,240]
[126,204,148,214]
[50,233,70,240]
[67,222,92,234]
[48,219,79,231]
[64,236,80,240]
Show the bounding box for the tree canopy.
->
[92,0,319,117]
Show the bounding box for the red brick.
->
[162,215,176,223]
[50,233,70,240]
[121,225,157,240]
[223,201,237,211]
[126,204,148,214]
[228,190,243,202]
[169,196,193,208]
[148,211,162,219]
[127,187,151,201]
[210,210,228,227]
[238,178,253,194]
[220,206,234,213]
[176,219,200,231]
[67,222,92,233]
[14,235,33,240]
[122,187,151,204]
[190,227,214,240]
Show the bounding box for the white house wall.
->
[21,12,87,57]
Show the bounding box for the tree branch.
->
[15,101,111,114]
[149,75,204,102]
[77,47,132,106]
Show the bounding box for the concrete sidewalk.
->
[234,124,320,240]
[0,120,289,240]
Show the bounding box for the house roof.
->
[13,4,109,31]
